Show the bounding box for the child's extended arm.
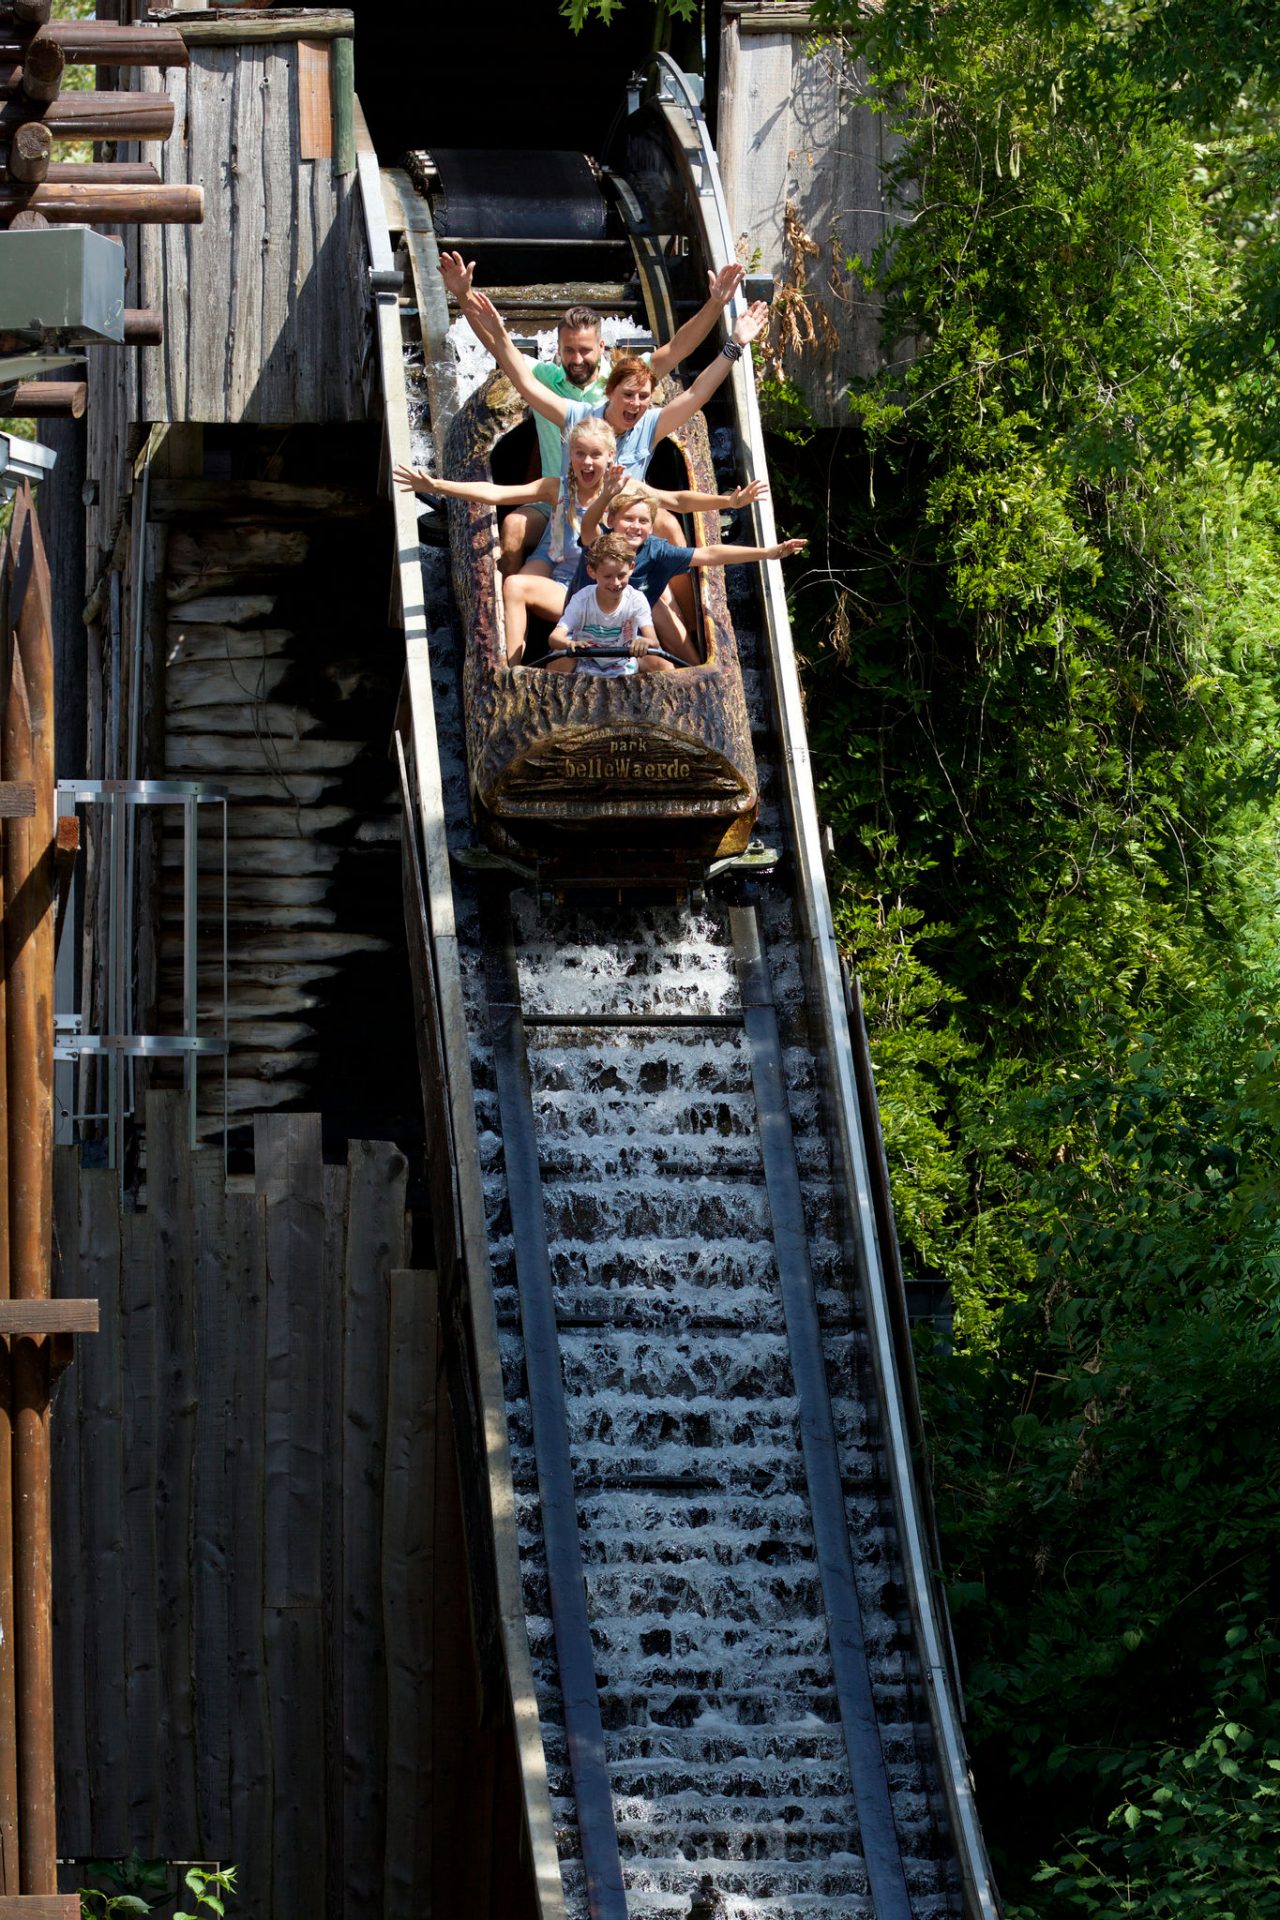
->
[394,465,558,509]
[688,535,808,567]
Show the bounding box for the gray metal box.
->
[0,228,125,344]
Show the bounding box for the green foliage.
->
[174,1865,236,1920]
[759,0,1280,1907]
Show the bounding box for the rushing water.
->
[404,343,960,1917]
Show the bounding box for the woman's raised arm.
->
[651,301,770,444]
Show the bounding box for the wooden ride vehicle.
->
[443,369,760,881]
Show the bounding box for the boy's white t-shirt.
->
[558,583,652,676]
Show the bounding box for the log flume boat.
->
[361,54,1001,1920]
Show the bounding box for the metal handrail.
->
[644,51,1002,1920]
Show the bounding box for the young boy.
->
[545,533,670,677]
[572,469,807,660]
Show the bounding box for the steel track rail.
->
[483,898,629,1920]
[731,902,913,1920]
[640,53,1001,1920]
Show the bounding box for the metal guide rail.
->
[359,78,1000,1920]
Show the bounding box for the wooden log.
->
[11,1,52,27]
[17,37,61,106]
[6,120,49,184]
[5,208,43,228]
[45,163,157,184]
[159,929,389,963]
[146,1092,200,1859]
[5,382,83,420]
[150,10,354,42]
[76,1168,127,1854]
[0,181,203,224]
[148,478,373,522]
[0,25,189,68]
[158,803,356,842]
[122,308,162,344]
[0,92,176,143]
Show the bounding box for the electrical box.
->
[0,228,126,345]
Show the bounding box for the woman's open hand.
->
[438,251,475,303]
[707,262,746,308]
[732,300,771,348]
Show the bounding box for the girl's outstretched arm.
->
[394,465,559,509]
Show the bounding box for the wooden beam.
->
[10,0,52,25]
[6,381,84,419]
[0,180,203,223]
[0,91,176,142]
[0,1303,99,1337]
[0,24,189,67]
[0,782,35,819]
[148,478,373,521]
[149,8,354,42]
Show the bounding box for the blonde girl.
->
[395,433,773,667]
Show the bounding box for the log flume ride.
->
[358,57,1001,1920]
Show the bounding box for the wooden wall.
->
[137,34,368,427]
[717,0,905,423]
[50,1096,436,1917]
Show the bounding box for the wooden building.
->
[46,13,527,1919]
[716,0,904,421]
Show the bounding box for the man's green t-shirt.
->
[532,359,609,476]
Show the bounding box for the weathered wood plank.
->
[297,38,331,159]
[257,1113,327,1920]
[191,1151,232,1856]
[224,1187,272,1910]
[147,1091,201,1859]
[76,1166,128,1854]
[166,736,367,773]
[149,479,372,519]
[122,1205,160,1852]
[50,1150,88,1855]
[0,1300,98,1334]
[161,592,278,626]
[0,781,35,818]
[0,1898,82,1919]
[167,527,311,576]
[167,702,321,738]
[382,1269,436,1918]
[321,1160,348,1920]
[163,627,295,663]
[342,1140,408,1917]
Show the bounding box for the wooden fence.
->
[49,1094,436,1920]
